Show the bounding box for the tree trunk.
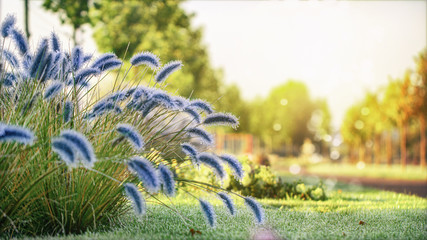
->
[374,134,381,165]
[420,115,426,168]
[386,131,392,166]
[366,141,372,164]
[72,28,77,46]
[400,122,407,169]
[24,0,30,39]
[358,144,365,163]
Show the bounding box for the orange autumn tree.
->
[412,50,427,168]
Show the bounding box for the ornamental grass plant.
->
[0,15,263,237]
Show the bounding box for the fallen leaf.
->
[189,228,202,236]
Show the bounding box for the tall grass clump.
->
[0,15,264,237]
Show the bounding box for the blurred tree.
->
[90,0,220,102]
[382,80,401,166]
[413,50,427,168]
[250,81,316,154]
[216,84,250,133]
[383,75,414,169]
[308,98,332,156]
[361,92,386,165]
[341,103,368,163]
[398,71,416,169]
[42,0,92,45]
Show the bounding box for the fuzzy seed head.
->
[218,192,235,216]
[203,112,239,129]
[219,154,244,180]
[130,51,160,69]
[60,130,96,168]
[44,81,64,100]
[154,60,182,83]
[199,199,216,227]
[158,164,175,196]
[244,197,265,224]
[50,32,61,52]
[124,183,146,216]
[1,14,16,37]
[52,137,77,167]
[63,101,73,123]
[184,106,201,123]
[97,59,122,71]
[11,29,28,55]
[116,124,144,150]
[189,99,214,114]
[0,123,34,145]
[187,127,214,146]
[91,53,116,69]
[181,143,199,165]
[198,152,226,180]
[128,156,160,193]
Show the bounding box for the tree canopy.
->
[90,0,221,102]
[248,80,330,152]
[42,0,92,44]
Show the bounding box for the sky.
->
[1,0,426,128]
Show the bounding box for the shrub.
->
[224,157,327,200]
[0,15,264,237]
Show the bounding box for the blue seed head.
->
[50,32,61,52]
[1,14,16,37]
[181,143,199,166]
[72,68,100,86]
[63,101,73,123]
[154,60,183,83]
[91,53,117,69]
[0,123,35,145]
[198,152,226,180]
[30,38,49,78]
[203,112,239,129]
[127,156,160,193]
[199,199,216,228]
[187,127,214,146]
[219,154,244,180]
[184,106,201,124]
[116,123,144,150]
[124,183,146,216]
[71,46,83,71]
[2,50,19,68]
[44,81,64,100]
[158,164,175,197]
[97,59,122,72]
[83,54,92,63]
[189,99,214,114]
[244,197,265,224]
[217,192,236,216]
[130,51,160,69]
[141,100,159,117]
[2,73,17,87]
[11,29,29,56]
[60,130,96,168]
[52,137,77,167]
[172,96,189,110]
[151,91,174,108]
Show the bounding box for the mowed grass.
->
[23,189,427,240]
[271,157,427,181]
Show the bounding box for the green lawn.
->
[25,189,427,240]
[271,158,427,181]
